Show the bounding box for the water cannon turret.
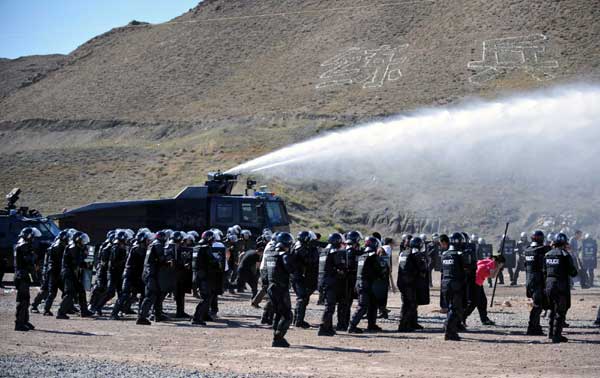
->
[5,188,21,211]
[205,171,239,195]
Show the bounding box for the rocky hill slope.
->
[0,0,599,237]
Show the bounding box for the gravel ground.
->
[0,354,295,378]
[1,273,599,378]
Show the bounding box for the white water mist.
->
[228,85,600,186]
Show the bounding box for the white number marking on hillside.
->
[317,44,409,90]
[467,34,559,84]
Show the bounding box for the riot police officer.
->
[581,234,597,287]
[524,230,551,335]
[236,246,261,298]
[14,227,41,331]
[291,231,314,328]
[338,230,363,331]
[397,237,421,332]
[192,230,226,326]
[89,230,115,316]
[265,232,295,347]
[31,230,70,316]
[164,231,191,318]
[318,233,348,336]
[513,232,528,285]
[544,233,578,343]
[57,231,93,319]
[259,236,278,324]
[441,232,466,341]
[137,230,169,325]
[110,230,152,320]
[96,229,131,315]
[348,237,384,333]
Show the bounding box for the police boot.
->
[526,323,544,336]
[318,325,336,337]
[367,324,383,333]
[56,312,70,320]
[80,308,94,318]
[296,321,311,329]
[548,318,554,339]
[272,337,290,348]
[481,318,496,326]
[30,306,40,314]
[136,318,151,325]
[25,322,35,330]
[444,333,461,341]
[14,323,29,332]
[43,310,53,316]
[347,325,363,334]
[191,318,207,326]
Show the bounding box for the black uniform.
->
[31,240,66,314]
[138,239,166,322]
[338,245,362,331]
[463,243,484,324]
[14,238,35,329]
[170,241,193,317]
[89,239,112,313]
[441,248,466,340]
[513,239,528,285]
[259,242,277,324]
[112,241,146,317]
[266,248,294,343]
[413,249,430,308]
[499,239,516,284]
[58,242,91,318]
[192,242,226,324]
[544,248,577,342]
[350,251,383,330]
[397,249,418,331]
[236,249,260,297]
[96,242,128,313]
[524,243,551,334]
[318,245,348,335]
[290,241,312,327]
[581,238,597,287]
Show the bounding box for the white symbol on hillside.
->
[467,34,558,84]
[317,44,409,89]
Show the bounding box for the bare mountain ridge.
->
[0,0,599,236]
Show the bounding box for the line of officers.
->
[12,225,600,347]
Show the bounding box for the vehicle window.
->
[216,203,234,223]
[241,202,258,224]
[266,202,284,225]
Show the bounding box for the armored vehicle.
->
[0,188,60,274]
[52,172,291,244]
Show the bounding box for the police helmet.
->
[478,237,486,245]
[227,233,238,243]
[449,232,464,247]
[419,233,427,242]
[210,228,223,241]
[554,233,568,247]
[364,236,381,253]
[520,231,528,241]
[171,231,186,243]
[72,231,90,246]
[240,230,252,240]
[115,230,129,242]
[57,230,71,242]
[297,231,312,243]
[470,234,478,242]
[201,230,215,244]
[276,232,294,250]
[328,233,344,248]
[432,233,440,241]
[410,237,423,250]
[106,230,116,239]
[461,232,470,244]
[584,233,591,239]
[136,231,151,243]
[530,230,545,244]
[186,231,199,240]
[346,231,363,245]
[19,227,42,241]
[155,230,169,243]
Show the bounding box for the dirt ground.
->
[1,274,599,378]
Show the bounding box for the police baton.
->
[490,222,509,308]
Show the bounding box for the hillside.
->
[0,0,599,238]
[0,54,65,99]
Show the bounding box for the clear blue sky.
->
[0,0,201,59]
